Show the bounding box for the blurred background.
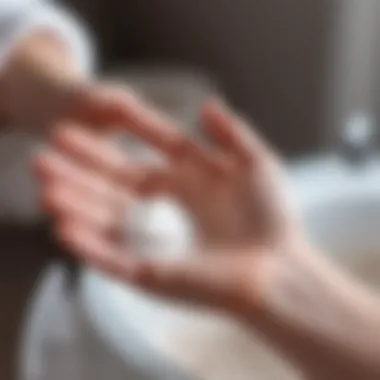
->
[67,0,334,156]
[2,0,380,379]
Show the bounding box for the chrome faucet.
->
[339,112,375,165]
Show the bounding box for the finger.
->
[69,83,139,128]
[34,148,176,205]
[72,85,190,159]
[97,90,227,174]
[33,150,125,200]
[42,183,125,232]
[52,123,128,174]
[76,84,188,154]
[51,123,148,186]
[202,99,272,166]
[109,90,187,155]
[56,219,136,279]
[179,140,233,176]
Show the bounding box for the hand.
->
[34,98,306,315]
[0,30,137,133]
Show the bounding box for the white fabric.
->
[19,264,81,380]
[0,0,94,223]
[0,0,95,75]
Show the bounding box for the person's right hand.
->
[34,98,308,316]
[0,29,143,134]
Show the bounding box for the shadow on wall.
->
[65,0,335,157]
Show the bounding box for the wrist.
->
[242,242,380,379]
[0,31,87,131]
[231,236,314,318]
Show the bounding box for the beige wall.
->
[66,0,335,156]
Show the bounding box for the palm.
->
[158,147,288,251]
[34,99,299,309]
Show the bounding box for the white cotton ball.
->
[125,198,195,260]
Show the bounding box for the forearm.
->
[247,246,380,380]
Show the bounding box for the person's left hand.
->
[33,96,307,317]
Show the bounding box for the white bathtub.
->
[291,154,380,288]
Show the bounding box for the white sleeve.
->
[0,0,95,75]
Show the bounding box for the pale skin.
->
[33,95,380,379]
[10,20,380,380]
[0,30,142,132]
